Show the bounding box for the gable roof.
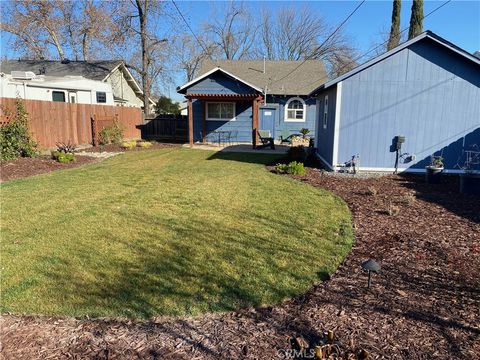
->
[1,59,155,105]
[0,60,123,81]
[180,60,327,96]
[310,30,480,95]
[177,66,263,94]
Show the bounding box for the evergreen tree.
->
[408,0,424,40]
[387,0,402,50]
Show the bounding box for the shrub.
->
[300,128,310,138]
[386,203,400,216]
[56,141,77,154]
[275,161,306,175]
[138,141,152,148]
[121,140,137,150]
[287,146,307,162]
[51,151,75,163]
[98,122,124,145]
[398,193,415,205]
[0,98,38,160]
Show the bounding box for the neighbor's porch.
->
[186,93,263,148]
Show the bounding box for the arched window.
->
[285,97,306,122]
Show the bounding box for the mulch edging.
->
[1,170,479,359]
[83,142,179,153]
[0,155,99,182]
[1,143,181,182]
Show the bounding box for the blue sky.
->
[176,0,479,54]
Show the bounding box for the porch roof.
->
[185,93,262,101]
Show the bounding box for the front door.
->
[259,107,276,138]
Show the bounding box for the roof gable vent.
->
[11,71,36,80]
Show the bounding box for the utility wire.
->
[171,0,209,54]
[270,0,366,86]
[304,0,452,90]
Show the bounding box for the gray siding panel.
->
[337,38,480,171]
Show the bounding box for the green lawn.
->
[1,148,353,318]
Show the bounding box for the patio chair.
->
[256,130,275,150]
[279,129,301,144]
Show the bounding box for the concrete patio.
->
[183,143,290,154]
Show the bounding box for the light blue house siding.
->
[191,100,253,142]
[186,71,254,95]
[316,37,480,171]
[265,96,317,138]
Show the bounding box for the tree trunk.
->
[387,0,401,50]
[408,0,424,40]
[136,0,151,116]
[82,32,90,61]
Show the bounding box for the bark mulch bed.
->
[0,155,98,182]
[1,171,479,359]
[83,142,180,153]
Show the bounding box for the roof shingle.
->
[199,60,327,96]
[0,60,122,81]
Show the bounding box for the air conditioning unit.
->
[11,71,36,80]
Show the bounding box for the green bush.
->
[0,98,38,160]
[98,122,124,145]
[287,145,307,162]
[51,151,75,163]
[275,161,306,175]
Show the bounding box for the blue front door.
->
[259,107,276,138]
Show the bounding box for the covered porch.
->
[186,93,263,148]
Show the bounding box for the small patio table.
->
[212,130,232,146]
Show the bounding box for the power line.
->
[270,0,366,86]
[304,0,452,91]
[171,0,209,54]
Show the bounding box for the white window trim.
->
[323,95,328,129]
[206,102,236,121]
[284,97,306,122]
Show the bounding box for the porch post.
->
[252,98,259,149]
[188,98,193,147]
[202,101,206,143]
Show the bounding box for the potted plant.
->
[425,156,444,184]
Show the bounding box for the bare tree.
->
[1,0,66,59]
[258,6,357,77]
[205,1,256,60]
[171,33,217,82]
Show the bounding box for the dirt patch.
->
[83,142,180,153]
[1,171,479,359]
[0,155,98,182]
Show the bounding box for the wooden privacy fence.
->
[138,114,188,142]
[0,98,142,148]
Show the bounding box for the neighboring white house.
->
[179,100,188,116]
[0,71,114,105]
[0,60,155,111]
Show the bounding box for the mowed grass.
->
[1,148,353,318]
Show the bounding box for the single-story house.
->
[0,60,155,111]
[177,60,327,145]
[0,71,115,105]
[311,31,480,173]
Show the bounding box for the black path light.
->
[361,259,380,288]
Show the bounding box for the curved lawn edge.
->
[1,148,353,318]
